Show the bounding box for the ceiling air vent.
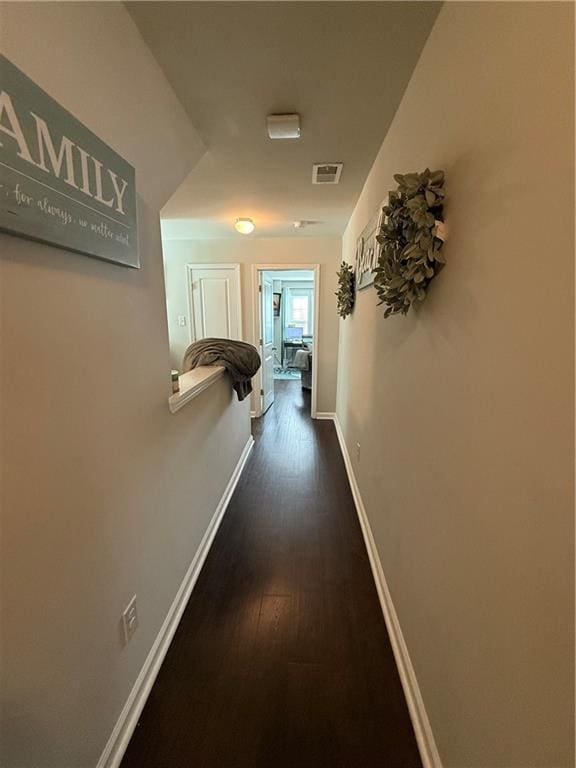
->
[312,163,343,185]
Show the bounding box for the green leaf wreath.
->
[336,261,355,318]
[374,169,446,318]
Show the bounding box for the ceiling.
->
[127,2,440,239]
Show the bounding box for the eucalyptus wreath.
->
[335,261,355,318]
[374,169,446,318]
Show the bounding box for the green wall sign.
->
[0,54,138,268]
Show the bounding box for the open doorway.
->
[252,265,320,418]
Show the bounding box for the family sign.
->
[0,54,138,267]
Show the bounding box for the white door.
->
[187,264,242,341]
[260,274,275,413]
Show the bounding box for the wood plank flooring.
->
[121,381,421,768]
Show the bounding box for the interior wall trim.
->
[332,414,443,768]
[96,435,255,768]
[314,411,336,420]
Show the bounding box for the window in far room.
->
[286,289,314,336]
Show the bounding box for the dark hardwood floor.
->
[121,381,421,768]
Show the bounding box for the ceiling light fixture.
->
[235,217,255,235]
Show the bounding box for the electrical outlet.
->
[122,595,138,645]
[177,315,187,327]
[356,442,361,461]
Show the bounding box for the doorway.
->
[252,264,319,418]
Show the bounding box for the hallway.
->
[121,381,421,767]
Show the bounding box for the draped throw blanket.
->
[182,338,261,401]
[292,349,311,371]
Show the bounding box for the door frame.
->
[185,263,243,343]
[260,272,276,414]
[251,263,320,419]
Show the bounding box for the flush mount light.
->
[235,217,255,235]
[266,113,301,140]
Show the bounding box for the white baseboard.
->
[97,435,255,768]
[314,412,335,420]
[332,416,442,768]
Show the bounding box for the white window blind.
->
[285,288,314,336]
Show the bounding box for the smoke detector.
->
[266,114,301,140]
[312,163,343,185]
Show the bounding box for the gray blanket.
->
[292,349,311,371]
[182,338,261,401]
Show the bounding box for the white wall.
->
[0,4,250,766]
[336,3,574,766]
[162,237,341,412]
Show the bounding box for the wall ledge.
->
[168,366,225,413]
